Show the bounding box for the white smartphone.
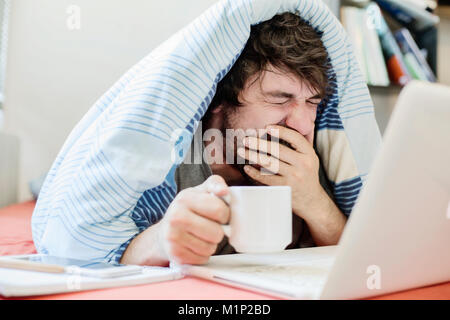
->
[0,254,143,278]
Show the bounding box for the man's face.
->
[223,64,321,145]
[217,64,322,182]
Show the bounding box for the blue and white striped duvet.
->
[32,0,381,263]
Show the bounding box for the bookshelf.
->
[334,0,441,134]
[340,0,438,87]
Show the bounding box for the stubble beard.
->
[221,108,262,186]
[221,108,293,186]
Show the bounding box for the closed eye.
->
[269,100,290,105]
[306,100,321,106]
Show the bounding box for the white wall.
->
[3,0,217,201]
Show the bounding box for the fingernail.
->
[242,137,249,146]
[267,127,278,136]
[221,193,231,205]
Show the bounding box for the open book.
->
[0,246,337,299]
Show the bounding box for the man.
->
[120,13,347,266]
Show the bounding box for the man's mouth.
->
[236,132,294,173]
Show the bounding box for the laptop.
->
[183,81,450,299]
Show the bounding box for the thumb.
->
[195,174,229,197]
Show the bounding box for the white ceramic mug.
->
[219,186,292,253]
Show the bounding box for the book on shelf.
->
[341,6,368,83]
[402,0,437,11]
[342,1,439,86]
[394,28,436,82]
[381,6,438,75]
[363,6,391,86]
[341,6,390,86]
[369,3,415,86]
[409,25,438,75]
[373,0,440,31]
[342,3,415,86]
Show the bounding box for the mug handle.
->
[209,192,232,238]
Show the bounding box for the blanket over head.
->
[32,0,381,263]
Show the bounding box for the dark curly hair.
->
[208,12,330,111]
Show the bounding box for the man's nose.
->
[285,104,315,136]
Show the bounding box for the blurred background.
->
[0,0,449,207]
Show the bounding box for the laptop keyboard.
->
[218,257,335,288]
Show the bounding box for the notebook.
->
[0,261,182,297]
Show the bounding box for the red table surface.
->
[1,201,449,300]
